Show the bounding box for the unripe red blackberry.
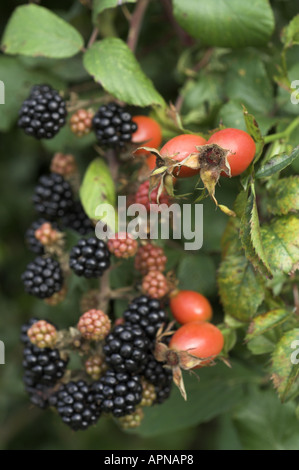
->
[135,242,167,275]
[25,218,57,255]
[44,285,67,306]
[78,309,111,341]
[142,270,169,299]
[92,370,143,417]
[49,380,101,431]
[33,173,74,219]
[61,201,94,236]
[103,324,150,374]
[22,256,63,299]
[85,354,108,380]
[18,84,67,139]
[69,237,110,278]
[134,180,171,212]
[107,232,138,259]
[50,152,78,178]
[35,222,64,248]
[70,109,94,137]
[117,407,144,429]
[27,320,57,348]
[92,102,137,148]
[140,379,156,407]
[123,295,168,341]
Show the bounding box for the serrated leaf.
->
[92,0,136,23]
[242,106,264,163]
[256,147,299,178]
[218,249,265,322]
[1,5,84,58]
[281,14,299,49]
[246,309,292,341]
[240,184,272,277]
[83,38,165,107]
[261,215,299,275]
[172,0,274,48]
[271,329,299,402]
[267,177,299,215]
[234,387,299,450]
[80,158,116,228]
[135,361,256,437]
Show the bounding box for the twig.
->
[127,0,150,53]
[161,0,194,46]
[105,148,120,182]
[87,26,99,48]
[98,268,111,313]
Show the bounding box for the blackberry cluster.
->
[92,102,137,148]
[21,255,63,299]
[142,353,173,404]
[92,370,143,417]
[49,380,101,431]
[69,237,110,278]
[25,218,59,254]
[123,296,168,340]
[33,173,74,219]
[103,324,149,374]
[18,84,67,139]
[61,201,94,235]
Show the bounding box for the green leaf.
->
[218,249,265,322]
[240,185,272,277]
[0,56,65,131]
[281,14,299,49]
[173,0,274,48]
[271,329,299,402]
[83,38,165,107]
[261,215,299,275]
[256,146,299,178]
[233,387,299,450]
[177,254,217,297]
[92,0,136,23]
[136,361,257,437]
[1,5,84,58]
[246,333,276,355]
[242,106,264,163]
[246,309,292,341]
[267,177,299,216]
[80,158,116,229]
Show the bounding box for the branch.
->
[87,26,99,48]
[127,0,150,53]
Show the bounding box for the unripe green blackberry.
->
[117,407,144,429]
[140,379,156,407]
[85,354,108,380]
[27,320,57,348]
[78,309,111,341]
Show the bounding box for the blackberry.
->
[92,102,137,148]
[23,343,69,387]
[142,270,169,299]
[61,201,94,236]
[33,173,74,219]
[22,255,63,299]
[69,237,110,278]
[70,109,94,137]
[18,84,67,139]
[20,317,39,344]
[23,371,52,409]
[123,296,168,341]
[49,380,101,431]
[107,232,138,259]
[135,243,167,275]
[92,370,143,417]
[103,324,150,374]
[134,180,171,212]
[25,218,55,255]
[142,353,173,404]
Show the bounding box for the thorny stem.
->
[264,116,299,144]
[127,0,150,53]
[67,96,106,113]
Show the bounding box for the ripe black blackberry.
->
[18,84,67,139]
[49,380,101,431]
[123,296,168,341]
[33,173,74,219]
[25,218,59,254]
[69,237,110,278]
[20,317,39,344]
[61,201,94,236]
[21,255,63,299]
[103,324,150,374]
[92,102,137,147]
[92,370,143,417]
[142,353,173,404]
[23,343,69,387]
[23,371,52,409]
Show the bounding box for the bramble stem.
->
[264,116,299,144]
[127,0,150,53]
